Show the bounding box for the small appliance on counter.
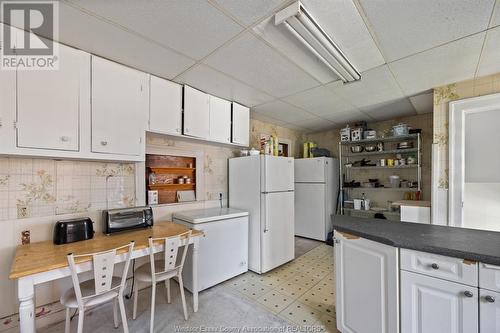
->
[53,217,94,245]
[102,206,153,235]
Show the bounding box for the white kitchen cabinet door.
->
[209,95,231,143]
[480,289,500,333]
[91,56,147,156]
[232,102,249,146]
[16,43,89,151]
[335,232,399,333]
[149,75,182,135]
[183,85,209,139]
[401,270,478,333]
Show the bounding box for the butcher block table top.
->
[9,221,203,280]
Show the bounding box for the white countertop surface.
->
[172,207,249,224]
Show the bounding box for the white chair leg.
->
[133,281,139,320]
[165,279,171,304]
[118,295,129,333]
[65,308,71,333]
[178,275,188,320]
[113,298,119,328]
[150,282,156,333]
[77,309,84,333]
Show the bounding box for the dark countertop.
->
[332,215,500,266]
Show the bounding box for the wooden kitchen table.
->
[9,221,203,333]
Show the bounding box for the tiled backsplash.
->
[0,158,136,220]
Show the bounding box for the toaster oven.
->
[53,217,94,245]
[103,206,153,235]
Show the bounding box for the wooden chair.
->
[61,242,135,333]
[133,231,192,333]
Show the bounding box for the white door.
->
[91,56,147,156]
[449,94,500,230]
[480,289,500,333]
[262,156,294,192]
[183,85,209,139]
[149,75,182,135]
[232,102,249,146]
[335,232,399,333]
[295,158,326,183]
[209,95,231,143]
[261,191,294,273]
[16,43,88,151]
[295,183,326,240]
[401,270,478,333]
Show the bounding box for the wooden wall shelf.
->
[149,183,195,190]
[149,167,196,174]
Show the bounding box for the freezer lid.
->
[294,157,331,183]
[172,207,249,224]
[261,155,294,192]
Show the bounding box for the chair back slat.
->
[164,237,180,271]
[148,230,192,279]
[93,250,116,294]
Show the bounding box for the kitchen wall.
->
[304,113,433,208]
[433,73,500,228]
[0,117,303,331]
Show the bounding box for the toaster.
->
[53,217,94,245]
[103,206,153,235]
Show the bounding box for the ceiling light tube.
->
[275,1,361,83]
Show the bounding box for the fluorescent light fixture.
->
[275,1,361,83]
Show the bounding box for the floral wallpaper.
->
[0,158,136,220]
[433,73,500,189]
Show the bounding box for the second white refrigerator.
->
[229,155,295,274]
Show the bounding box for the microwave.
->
[103,206,153,235]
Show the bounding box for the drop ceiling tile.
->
[252,100,313,123]
[213,0,286,26]
[250,111,289,126]
[361,98,416,121]
[389,32,485,96]
[253,17,340,84]
[288,117,337,132]
[359,0,495,61]
[409,92,434,114]
[204,32,320,97]
[327,65,404,108]
[283,86,357,116]
[67,0,243,60]
[300,0,385,72]
[477,27,500,78]
[325,110,371,124]
[176,64,274,106]
[54,2,195,79]
[491,0,500,28]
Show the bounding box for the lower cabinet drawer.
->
[401,249,478,286]
[480,263,500,292]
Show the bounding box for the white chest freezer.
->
[173,207,249,292]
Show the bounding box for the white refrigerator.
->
[229,155,295,274]
[295,157,339,241]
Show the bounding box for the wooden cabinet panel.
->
[401,270,478,333]
[183,85,209,139]
[91,56,147,156]
[209,95,231,143]
[149,75,182,135]
[335,232,399,333]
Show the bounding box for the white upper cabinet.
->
[149,75,182,135]
[232,102,250,146]
[91,56,147,156]
[16,44,89,151]
[183,85,210,139]
[209,95,231,143]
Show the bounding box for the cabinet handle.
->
[463,291,473,298]
[60,136,69,142]
[430,263,439,270]
[485,295,496,303]
[101,141,108,146]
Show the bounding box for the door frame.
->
[449,92,500,227]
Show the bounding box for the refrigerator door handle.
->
[264,200,269,233]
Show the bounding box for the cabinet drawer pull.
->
[430,263,439,270]
[101,141,108,146]
[485,295,496,303]
[463,291,473,298]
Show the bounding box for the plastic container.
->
[392,123,409,136]
[389,175,401,188]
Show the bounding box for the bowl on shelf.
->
[364,144,377,152]
[350,145,364,153]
